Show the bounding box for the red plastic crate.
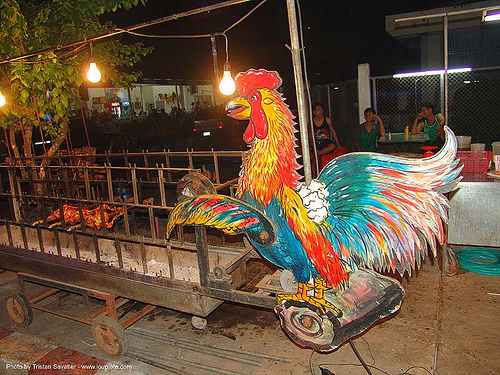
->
[456,151,492,173]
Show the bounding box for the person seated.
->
[312,103,341,155]
[356,107,385,152]
[411,102,445,147]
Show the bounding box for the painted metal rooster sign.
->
[166,69,460,351]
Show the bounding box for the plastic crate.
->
[456,151,492,173]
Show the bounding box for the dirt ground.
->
[1,257,499,375]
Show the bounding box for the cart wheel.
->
[91,316,128,357]
[5,293,32,328]
[191,316,207,330]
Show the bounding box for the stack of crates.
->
[456,151,492,173]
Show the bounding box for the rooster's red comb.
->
[235,69,282,97]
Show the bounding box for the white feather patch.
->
[297,179,330,223]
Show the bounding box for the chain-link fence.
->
[311,66,500,151]
[373,67,500,148]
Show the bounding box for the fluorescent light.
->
[203,131,211,137]
[393,67,471,78]
[484,11,500,22]
[35,140,51,145]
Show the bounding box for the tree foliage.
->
[0,0,152,159]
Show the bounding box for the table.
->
[378,132,430,153]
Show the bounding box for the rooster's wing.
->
[165,195,276,247]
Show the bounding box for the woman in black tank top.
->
[312,103,340,155]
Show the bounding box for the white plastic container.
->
[456,136,471,150]
[493,141,500,155]
[470,143,485,151]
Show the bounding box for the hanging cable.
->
[117,29,214,39]
[0,0,253,66]
[224,0,268,33]
[223,33,229,64]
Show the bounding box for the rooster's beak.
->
[226,96,250,120]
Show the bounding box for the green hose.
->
[454,248,500,276]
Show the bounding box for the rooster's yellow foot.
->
[277,280,343,318]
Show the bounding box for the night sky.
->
[104,0,478,88]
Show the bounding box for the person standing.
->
[312,103,340,155]
[357,107,386,152]
[411,103,444,146]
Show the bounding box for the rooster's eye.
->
[250,95,257,101]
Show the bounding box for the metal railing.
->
[0,149,244,241]
[373,66,500,146]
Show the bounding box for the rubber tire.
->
[5,293,33,328]
[91,315,128,357]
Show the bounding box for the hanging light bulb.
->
[218,34,236,96]
[86,62,101,83]
[86,42,101,83]
[219,62,236,96]
[0,90,5,107]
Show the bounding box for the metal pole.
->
[443,14,448,125]
[286,0,312,183]
[210,35,220,105]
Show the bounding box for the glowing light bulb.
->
[86,62,101,83]
[219,65,236,96]
[0,91,5,107]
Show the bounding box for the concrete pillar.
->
[357,63,371,123]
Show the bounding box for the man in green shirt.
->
[411,103,445,146]
[357,108,386,152]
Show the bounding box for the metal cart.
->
[0,149,277,356]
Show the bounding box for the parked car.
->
[192,105,224,137]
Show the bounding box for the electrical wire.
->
[224,0,268,33]
[310,336,433,375]
[454,248,500,276]
[2,0,269,70]
[0,0,253,66]
[118,0,269,41]
[349,338,374,375]
[117,29,214,39]
[222,33,230,64]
